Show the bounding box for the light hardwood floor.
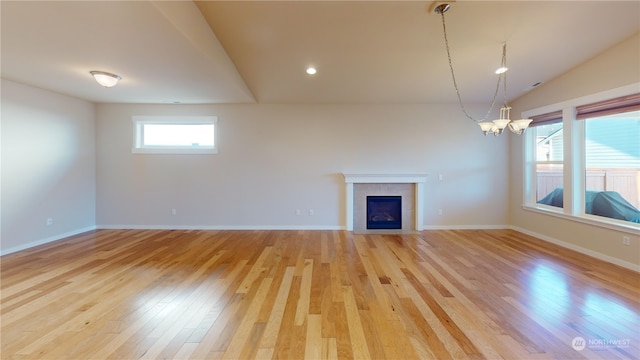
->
[1,229,639,359]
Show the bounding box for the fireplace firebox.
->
[366,196,402,229]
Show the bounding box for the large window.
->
[524,89,640,228]
[132,116,217,154]
[583,111,639,222]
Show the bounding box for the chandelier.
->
[434,3,532,136]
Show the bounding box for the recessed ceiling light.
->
[495,66,508,75]
[306,67,317,75]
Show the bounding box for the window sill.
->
[522,204,640,235]
[132,147,218,155]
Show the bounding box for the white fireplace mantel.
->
[343,173,428,231]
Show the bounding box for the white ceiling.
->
[2,1,639,105]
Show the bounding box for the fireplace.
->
[367,196,401,229]
[343,173,428,232]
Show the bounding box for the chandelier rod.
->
[437,6,503,123]
[500,43,508,107]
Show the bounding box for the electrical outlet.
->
[308,209,314,216]
[46,218,53,226]
[622,236,630,246]
[438,209,443,216]
[171,208,177,216]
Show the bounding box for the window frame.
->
[132,116,218,154]
[531,115,565,208]
[521,84,639,234]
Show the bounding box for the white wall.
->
[509,32,640,268]
[96,103,509,229]
[1,79,96,254]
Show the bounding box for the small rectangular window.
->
[132,116,217,154]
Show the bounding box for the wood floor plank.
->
[257,266,295,352]
[304,314,322,360]
[172,342,199,360]
[294,259,314,326]
[1,229,638,359]
[401,270,474,360]
[222,278,273,360]
[352,235,397,320]
[321,337,338,360]
[342,285,372,359]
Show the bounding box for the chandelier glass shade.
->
[434,3,532,136]
[478,106,533,136]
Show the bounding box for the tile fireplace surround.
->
[343,173,428,232]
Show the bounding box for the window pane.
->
[584,111,640,222]
[535,123,563,162]
[143,124,214,147]
[536,164,564,206]
[535,123,564,207]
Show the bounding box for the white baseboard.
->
[510,225,640,272]
[0,226,97,256]
[96,224,345,231]
[97,224,508,231]
[422,224,509,230]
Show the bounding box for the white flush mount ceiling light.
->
[90,70,122,88]
[434,3,532,136]
[306,67,317,75]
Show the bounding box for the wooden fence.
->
[537,167,640,209]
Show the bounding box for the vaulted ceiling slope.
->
[2,1,639,104]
